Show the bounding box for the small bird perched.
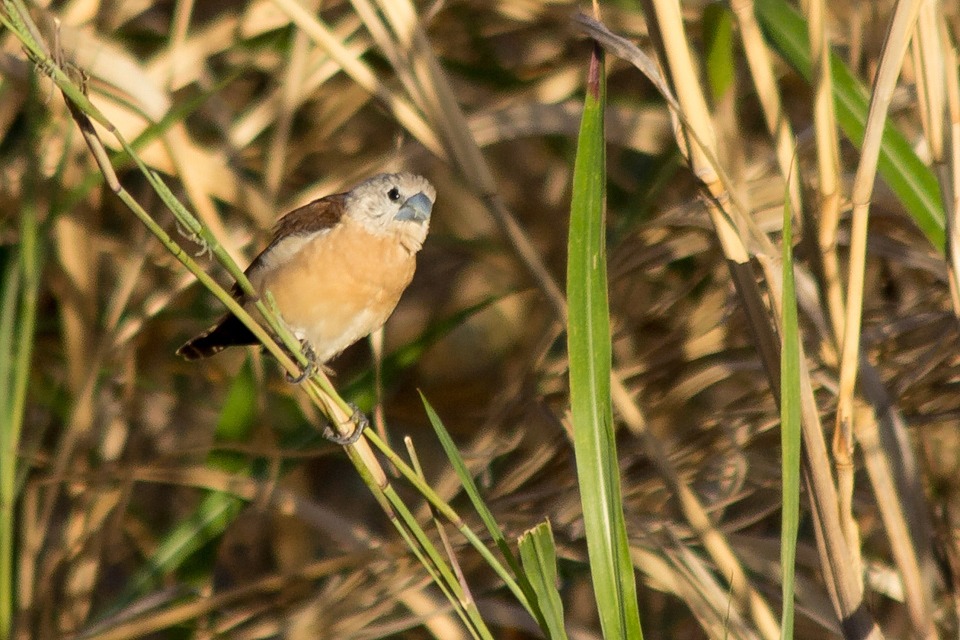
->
[178,172,435,433]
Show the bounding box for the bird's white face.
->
[343,173,436,243]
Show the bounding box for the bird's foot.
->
[322,404,368,445]
[285,340,319,383]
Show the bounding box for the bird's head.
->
[344,173,435,247]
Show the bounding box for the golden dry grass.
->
[2,0,960,638]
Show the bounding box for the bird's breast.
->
[251,219,419,362]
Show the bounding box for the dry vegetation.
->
[2,0,960,638]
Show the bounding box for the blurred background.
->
[2,0,960,638]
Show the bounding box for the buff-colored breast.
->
[249,217,419,363]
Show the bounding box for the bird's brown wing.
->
[244,194,347,278]
[177,194,347,360]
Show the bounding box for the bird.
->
[177,172,435,383]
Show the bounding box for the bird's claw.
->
[285,361,315,384]
[322,404,368,445]
[285,340,318,383]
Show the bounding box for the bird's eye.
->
[387,187,401,202]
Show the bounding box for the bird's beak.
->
[395,192,433,222]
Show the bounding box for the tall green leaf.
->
[567,41,643,639]
[780,187,802,638]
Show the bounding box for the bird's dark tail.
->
[177,313,258,360]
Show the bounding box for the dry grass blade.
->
[833,4,933,636]
[3,0,960,638]
[270,0,443,155]
[804,0,846,343]
[835,1,923,457]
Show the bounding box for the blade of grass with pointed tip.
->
[780,187,802,638]
[518,521,569,640]
[567,42,643,640]
[382,483,494,640]
[419,393,546,632]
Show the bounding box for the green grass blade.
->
[383,485,494,640]
[780,190,802,638]
[567,42,643,639]
[419,393,545,631]
[0,247,22,640]
[0,80,43,639]
[754,0,945,251]
[518,521,569,640]
[419,394,522,571]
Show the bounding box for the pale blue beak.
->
[395,192,433,222]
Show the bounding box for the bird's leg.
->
[322,403,369,445]
[285,339,318,383]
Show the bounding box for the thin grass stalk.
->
[804,0,846,345]
[266,27,310,197]
[834,0,923,592]
[853,406,936,639]
[419,395,546,630]
[915,3,960,316]
[405,440,484,639]
[756,253,882,639]
[364,430,534,616]
[729,0,803,222]
[383,490,490,640]
[944,22,960,322]
[912,3,945,168]
[0,243,22,640]
[567,36,644,640]
[912,3,954,300]
[165,0,194,88]
[406,439,474,606]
